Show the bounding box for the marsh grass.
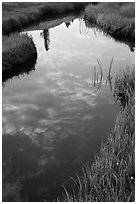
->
[60,68,135,202]
[114,68,135,107]
[2,34,37,71]
[2,57,36,86]
[83,3,135,43]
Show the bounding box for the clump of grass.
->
[120,3,135,18]
[82,5,97,25]
[114,68,135,107]
[2,57,36,86]
[2,34,37,71]
[83,3,135,42]
[60,68,135,202]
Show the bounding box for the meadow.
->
[2,34,37,72]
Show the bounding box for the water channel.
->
[2,14,135,201]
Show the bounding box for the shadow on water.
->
[40,29,50,51]
[2,56,37,87]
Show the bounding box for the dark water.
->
[2,15,134,201]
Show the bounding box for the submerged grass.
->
[83,3,135,43]
[60,68,135,202]
[2,34,37,72]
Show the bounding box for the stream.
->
[2,14,135,201]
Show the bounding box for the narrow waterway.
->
[2,15,134,201]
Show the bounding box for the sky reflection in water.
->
[2,18,134,201]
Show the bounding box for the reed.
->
[92,58,113,91]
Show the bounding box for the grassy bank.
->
[2,34,37,72]
[2,2,88,35]
[2,57,36,86]
[83,3,135,44]
[61,68,135,202]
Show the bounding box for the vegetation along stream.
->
[2,12,135,201]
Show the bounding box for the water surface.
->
[2,16,134,201]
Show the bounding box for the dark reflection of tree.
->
[65,19,74,29]
[44,29,50,51]
[65,22,71,28]
[40,29,50,51]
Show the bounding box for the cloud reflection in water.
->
[2,17,134,201]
